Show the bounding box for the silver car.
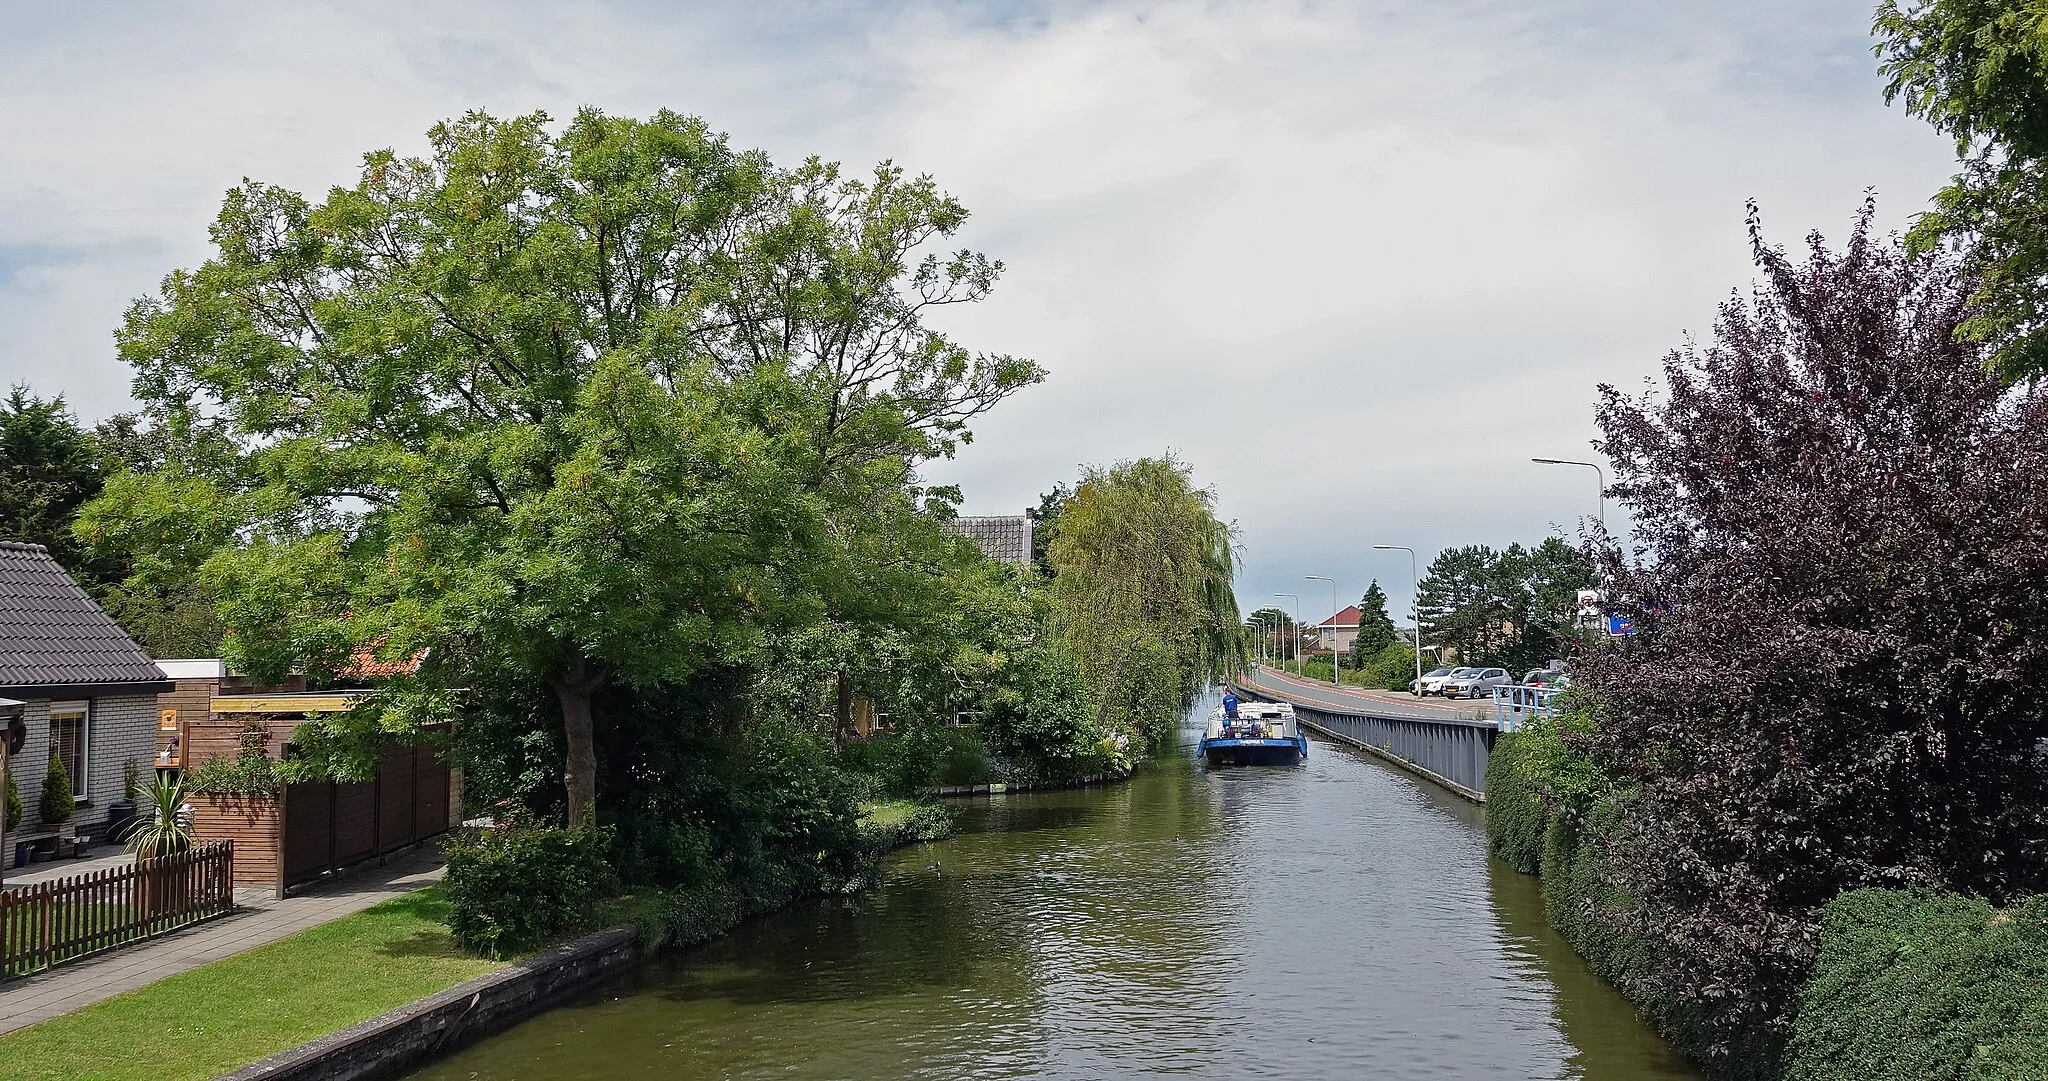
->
[1442,667,1512,698]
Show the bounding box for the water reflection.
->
[408,712,1699,1081]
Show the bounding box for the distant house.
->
[1314,605,1363,655]
[943,513,1034,565]
[0,541,171,856]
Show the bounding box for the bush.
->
[1783,889,2048,1081]
[1484,732,1546,874]
[5,769,20,832]
[38,756,73,826]
[444,820,617,958]
[841,723,992,794]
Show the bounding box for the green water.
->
[409,715,1700,1080]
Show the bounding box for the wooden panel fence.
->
[0,841,235,980]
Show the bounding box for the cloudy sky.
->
[0,0,1957,625]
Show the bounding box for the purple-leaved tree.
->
[1576,199,2048,1072]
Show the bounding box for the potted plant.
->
[39,755,74,830]
[105,759,140,843]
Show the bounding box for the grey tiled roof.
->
[944,515,1033,565]
[0,541,167,689]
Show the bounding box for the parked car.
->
[1520,669,1571,689]
[1442,667,1512,698]
[1412,666,1467,696]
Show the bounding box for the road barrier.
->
[1234,672,1496,801]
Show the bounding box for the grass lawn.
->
[0,887,504,1081]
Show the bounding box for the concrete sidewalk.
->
[0,845,446,1036]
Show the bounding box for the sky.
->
[0,0,1958,626]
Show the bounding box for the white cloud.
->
[0,0,1958,620]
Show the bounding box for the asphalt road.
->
[1238,665,1497,723]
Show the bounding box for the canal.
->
[408,709,1700,1081]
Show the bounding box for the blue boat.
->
[1199,699,1307,767]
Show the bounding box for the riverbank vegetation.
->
[62,108,1243,960]
[1488,205,2048,1080]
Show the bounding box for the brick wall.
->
[3,692,157,844]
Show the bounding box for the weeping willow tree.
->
[1046,456,1243,747]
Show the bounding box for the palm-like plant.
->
[126,774,192,860]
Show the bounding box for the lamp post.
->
[1274,593,1300,675]
[1372,545,1422,692]
[1531,457,1606,529]
[1305,575,1339,686]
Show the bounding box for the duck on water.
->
[1199,688,1307,767]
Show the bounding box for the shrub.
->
[38,756,73,826]
[1484,732,1546,874]
[4,768,20,832]
[187,722,280,795]
[1783,889,2048,1081]
[444,820,617,958]
[1575,205,2048,1078]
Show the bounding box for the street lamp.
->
[1531,457,1606,529]
[1274,593,1300,675]
[1372,545,1423,692]
[1305,575,1338,686]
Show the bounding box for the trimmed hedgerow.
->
[444,820,618,958]
[1782,889,2048,1081]
[1484,731,1546,874]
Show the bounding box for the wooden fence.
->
[0,841,236,979]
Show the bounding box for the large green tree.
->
[1045,456,1241,745]
[1347,579,1399,664]
[85,109,1041,825]
[0,388,112,580]
[1876,0,2048,379]
[1417,539,1591,671]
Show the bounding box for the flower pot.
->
[104,800,137,843]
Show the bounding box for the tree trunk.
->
[834,671,854,750]
[551,675,599,829]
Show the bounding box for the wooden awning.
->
[209,692,373,715]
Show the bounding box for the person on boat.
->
[1222,688,1240,721]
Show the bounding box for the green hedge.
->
[1484,731,1546,874]
[444,821,619,958]
[1783,889,2048,1081]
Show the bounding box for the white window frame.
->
[48,700,89,802]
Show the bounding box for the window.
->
[49,702,88,801]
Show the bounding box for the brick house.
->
[0,541,171,858]
[1314,605,1363,655]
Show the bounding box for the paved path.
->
[0,845,445,1036]
[4,846,136,890]
[1240,666,1497,724]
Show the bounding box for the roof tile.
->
[0,541,167,688]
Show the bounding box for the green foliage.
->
[444,820,619,957]
[842,723,992,794]
[1416,537,1591,671]
[89,107,1044,827]
[126,775,193,859]
[1347,580,1399,662]
[5,769,20,832]
[120,759,139,803]
[187,722,280,796]
[0,388,117,589]
[38,756,73,826]
[1484,732,1547,874]
[1047,456,1242,750]
[1784,889,2048,1081]
[1353,639,1421,690]
[1876,0,2048,380]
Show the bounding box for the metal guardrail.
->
[1234,672,1496,800]
[1492,685,1562,734]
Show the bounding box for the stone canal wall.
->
[220,925,644,1081]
